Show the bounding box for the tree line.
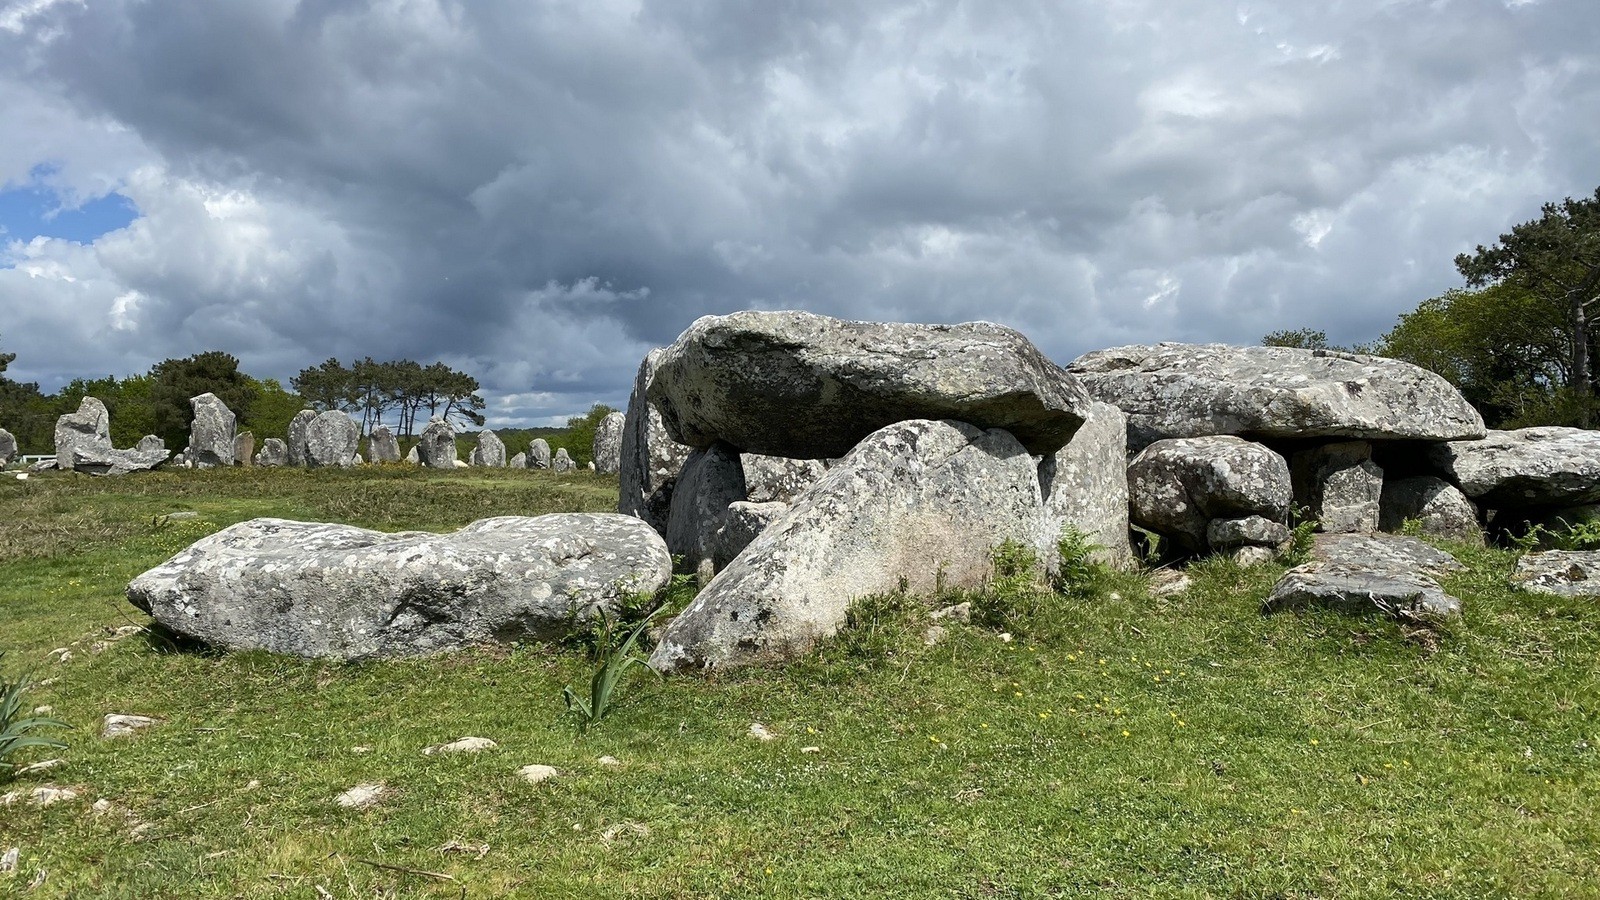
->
[290,358,485,436]
[1268,186,1600,429]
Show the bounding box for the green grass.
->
[1,467,1598,897]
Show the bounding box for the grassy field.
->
[1,467,1598,898]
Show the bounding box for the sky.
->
[1,0,1596,427]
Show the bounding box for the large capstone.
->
[1039,401,1132,569]
[1127,436,1291,554]
[187,393,236,468]
[418,419,458,468]
[619,350,695,532]
[127,514,672,660]
[1378,476,1482,545]
[255,438,289,468]
[368,425,401,463]
[286,410,316,467]
[650,419,1050,674]
[593,411,625,476]
[1069,343,1486,449]
[648,310,1093,459]
[1427,427,1600,508]
[305,411,360,468]
[666,442,748,579]
[1290,441,1382,533]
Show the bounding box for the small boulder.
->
[1128,436,1291,554]
[422,736,498,756]
[335,783,387,809]
[593,411,625,475]
[186,393,236,468]
[517,764,559,785]
[1379,476,1482,545]
[305,411,360,468]
[1206,516,1290,550]
[1263,533,1465,620]
[102,714,159,739]
[136,434,165,453]
[255,437,289,467]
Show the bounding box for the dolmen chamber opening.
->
[121,310,1600,672]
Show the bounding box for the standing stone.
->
[0,428,14,468]
[552,448,575,473]
[55,397,113,463]
[476,430,507,468]
[136,435,165,453]
[405,445,420,464]
[233,431,255,468]
[1427,427,1600,508]
[255,438,289,467]
[468,445,482,467]
[508,452,527,469]
[368,425,400,463]
[305,411,360,468]
[711,500,789,571]
[619,350,693,533]
[740,454,827,504]
[666,442,748,579]
[286,410,316,467]
[186,393,236,468]
[1128,436,1292,554]
[650,419,1052,674]
[1379,476,1482,545]
[592,411,626,476]
[418,419,458,468]
[648,311,1092,458]
[1291,441,1382,534]
[528,438,552,470]
[1038,401,1133,569]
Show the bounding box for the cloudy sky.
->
[1,0,1596,426]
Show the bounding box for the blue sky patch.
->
[0,183,139,245]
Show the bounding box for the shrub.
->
[0,652,68,780]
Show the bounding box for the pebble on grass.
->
[517,765,559,785]
[334,783,388,809]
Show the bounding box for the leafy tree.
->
[1455,187,1600,424]
[0,336,51,454]
[1262,328,1332,350]
[241,378,305,441]
[291,358,357,414]
[149,352,255,448]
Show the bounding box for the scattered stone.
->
[90,798,116,814]
[1147,569,1192,598]
[438,839,491,859]
[351,746,372,754]
[666,442,747,578]
[305,411,360,468]
[15,759,64,776]
[552,448,575,473]
[245,780,261,791]
[1428,427,1600,508]
[1309,532,1465,577]
[1069,342,1486,449]
[15,472,29,480]
[923,624,948,646]
[128,514,673,660]
[618,350,694,532]
[651,420,1052,673]
[1291,441,1382,533]
[1128,436,1291,554]
[1230,546,1279,567]
[233,431,255,467]
[747,723,778,742]
[136,434,164,453]
[31,705,53,714]
[254,437,289,467]
[417,419,459,468]
[287,410,317,466]
[69,444,170,477]
[27,786,78,807]
[508,452,527,469]
[596,755,622,767]
[0,847,15,873]
[932,601,971,623]
[1040,401,1133,569]
[453,458,469,469]
[186,393,236,468]
[649,310,1093,458]
[476,430,507,468]
[422,737,499,756]
[711,501,788,572]
[405,445,420,464]
[740,454,827,504]
[1379,476,1483,545]
[800,746,821,754]
[1512,551,1600,598]
[102,715,158,739]
[54,397,112,465]
[517,764,559,784]
[593,411,625,476]
[1206,516,1290,550]
[527,438,552,470]
[335,783,387,809]
[599,822,649,845]
[368,425,401,464]
[1264,532,1465,620]
[27,459,54,473]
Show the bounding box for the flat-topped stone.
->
[1512,551,1600,598]
[1263,532,1465,620]
[1427,427,1600,508]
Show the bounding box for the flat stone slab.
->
[1263,532,1465,620]
[648,310,1093,458]
[1512,551,1600,598]
[70,445,170,476]
[127,514,671,660]
[1309,533,1465,577]
[1427,427,1600,508]
[1069,343,1486,448]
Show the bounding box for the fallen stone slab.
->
[1511,551,1600,598]
[648,310,1093,458]
[70,445,169,477]
[102,715,159,739]
[1427,427,1600,508]
[1263,532,1465,620]
[127,513,672,660]
[1069,343,1486,449]
[1308,532,1465,577]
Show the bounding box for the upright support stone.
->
[187,393,236,468]
[1291,441,1382,533]
[305,411,360,469]
[666,442,748,580]
[1039,401,1133,569]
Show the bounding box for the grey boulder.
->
[1069,343,1486,449]
[0,427,14,468]
[1290,441,1382,534]
[1128,436,1291,553]
[136,435,165,453]
[476,430,507,468]
[1427,427,1600,508]
[666,442,748,579]
[418,419,458,468]
[648,310,1093,458]
[711,500,788,571]
[593,411,625,476]
[650,419,1050,674]
[1263,533,1465,620]
[287,410,316,466]
[618,350,694,531]
[55,397,112,464]
[233,431,255,467]
[186,393,236,468]
[508,452,527,469]
[127,514,672,660]
[527,438,552,470]
[1379,476,1482,545]
[740,454,827,504]
[255,438,289,468]
[552,448,575,473]
[368,425,400,463]
[1039,401,1133,569]
[305,411,360,468]
[1512,551,1600,598]
[70,444,170,476]
[1207,516,1290,550]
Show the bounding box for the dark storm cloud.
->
[1,0,1597,422]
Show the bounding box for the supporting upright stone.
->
[1291,441,1383,533]
[619,350,693,534]
[666,442,748,580]
[1039,401,1133,569]
[187,393,236,468]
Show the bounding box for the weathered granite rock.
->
[650,419,1051,673]
[1263,532,1465,619]
[476,430,507,468]
[1291,441,1382,533]
[255,438,289,467]
[552,448,575,473]
[528,438,551,470]
[405,444,420,464]
[286,410,316,466]
[740,454,827,504]
[467,445,481,466]
[55,397,112,463]
[1512,551,1600,598]
[1039,401,1133,569]
[619,351,693,532]
[187,393,236,468]
[70,444,169,476]
[368,425,400,463]
[711,500,788,571]
[136,434,165,453]
[0,428,14,468]
[1379,476,1482,545]
[648,310,1093,458]
[306,411,360,468]
[233,431,255,467]
[127,514,672,660]
[1128,436,1291,553]
[1206,516,1290,550]
[593,411,625,476]
[508,452,527,469]
[418,419,458,468]
[1427,427,1600,508]
[1069,343,1486,449]
[666,442,748,578]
